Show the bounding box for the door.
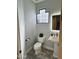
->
[52,16,56,30]
[17,14,22,59]
[58,15,62,59]
[52,15,60,30]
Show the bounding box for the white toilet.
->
[34,33,45,55]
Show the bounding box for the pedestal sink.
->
[43,30,60,58]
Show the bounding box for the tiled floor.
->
[26,47,57,59]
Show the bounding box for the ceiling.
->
[36,0,61,14]
[32,0,45,3]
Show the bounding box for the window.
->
[37,9,49,23]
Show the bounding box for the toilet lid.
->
[34,42,41,48]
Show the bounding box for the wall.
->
[23,0,36,55]
[36,0,61,39]
[18,0,36,59]
[36,24,50,39]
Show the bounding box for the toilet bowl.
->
[34,42,42,55]
[34,33,45,55]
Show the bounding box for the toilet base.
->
[35,48,41,55]
[34,42,42,55]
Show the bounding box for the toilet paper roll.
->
[27,38,30,41]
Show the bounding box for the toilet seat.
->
[34,42,41,50]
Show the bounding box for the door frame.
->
[17,13,22,59]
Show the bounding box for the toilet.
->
[34,33,45,55]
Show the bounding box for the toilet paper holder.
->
[25,38,30,41]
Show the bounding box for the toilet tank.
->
[38,36,45,43]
